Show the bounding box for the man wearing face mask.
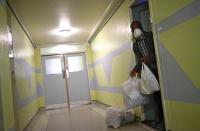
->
[130,21,157,78]
[130,21,164,130]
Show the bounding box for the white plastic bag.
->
[105,108,135,128]
[105,107,123,128]
[140,63,159,94]
[122,110,135,123]
[122,78,140,98]
[122,78,149,108]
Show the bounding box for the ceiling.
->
[7,0,112,46]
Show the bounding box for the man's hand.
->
[130,70,137,77]
[143,56,149,64]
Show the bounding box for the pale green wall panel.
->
[95,91,124,108]
[11,11,40,131]
[86,46,96,100]
[90,0,134,110]
[152,0,193,22]
[86,45,94,65]
[17,100,38,131]
[150,0,200,130]
[35,48,45,107]
[86,46,95,81]
[0,3,15,131]
[14,63,31,98]
[91,0,131,62]
[110,50,132,87]
[94,65,109,87]
[90,90,96,101]
[165,100,200,131]
[88,68,94,81]
[159,15,200,88]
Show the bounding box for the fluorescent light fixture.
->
[59,29,71,32]
[51,27,79,37]
[51,18,79,37]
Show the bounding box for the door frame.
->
[129,0,168,128]
[62,54,71,108]
[0,76,5,131]
[41,52,91,109]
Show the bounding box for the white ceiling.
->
[7,0,112,46]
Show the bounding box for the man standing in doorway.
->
[130,21,165,130]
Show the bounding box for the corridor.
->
[24,103,156,131]
[0,0,200,131]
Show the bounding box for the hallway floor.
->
[24,102,156,131]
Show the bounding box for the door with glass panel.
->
[42,55,68,109]
[64,53,90,106]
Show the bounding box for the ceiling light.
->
[59,29,71,32]
[58,29,72,37]
[51,27,79,37]
[51,18,80,37]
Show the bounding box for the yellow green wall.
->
[10,10,44,131]
[1,0,199,131]
[89,0,136,109]
[149,0,200,130]
[89,0,200,130]
[35,48,45,108]
[88,0,143,117]
[0,1,15,131]
[86,45,96,100]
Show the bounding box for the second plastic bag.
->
[105,107,135,128]
[122,78,148,109]
[140,63,159,94]
[105,107,123,128]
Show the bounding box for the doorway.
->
[0,76,4,131]
[42,53,90,109]
[130,0,165,130]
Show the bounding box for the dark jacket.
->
[132,31,157,73]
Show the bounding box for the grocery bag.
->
[140,63,159,94]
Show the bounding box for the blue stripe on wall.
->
[14,59,44,109]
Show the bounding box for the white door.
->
[42,55,68,109]
[64,53,90,106]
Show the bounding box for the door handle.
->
[62,69,66,78]
[62,69,69,78]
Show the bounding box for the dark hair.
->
[130,21,143,31]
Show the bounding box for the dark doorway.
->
[130,0,165,130]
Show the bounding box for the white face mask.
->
[133,28,142,39]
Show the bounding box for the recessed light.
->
[51,26,79,37]
[59,29,71,32]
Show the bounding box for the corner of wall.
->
[35,47,45,108]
